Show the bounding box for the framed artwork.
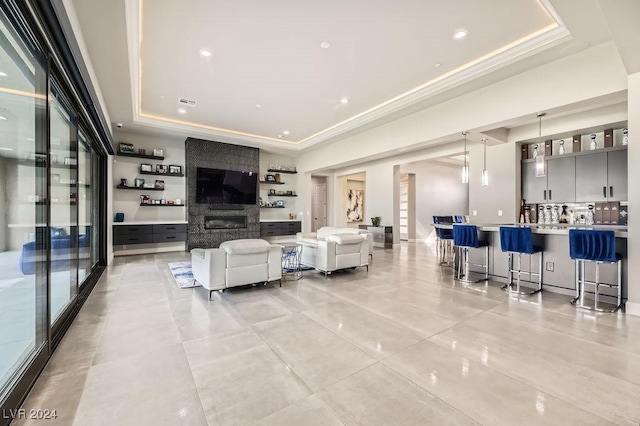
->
[153,149,164,157]
[155,180,165,189]
[119,142,134,153]
[156,164,168,174]
[265,174,276,182]
[140,163,153,172]
[134,178,144,188]
[169,165,182,174]
[346,189,364,222]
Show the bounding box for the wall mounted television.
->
[195,167,258,205]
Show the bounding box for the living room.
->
[2,0,640,424]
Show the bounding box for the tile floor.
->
[14,243,640,425]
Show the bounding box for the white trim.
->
[626,302,640,317]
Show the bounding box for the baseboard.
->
[626,302,640,317]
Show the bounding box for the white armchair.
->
[299,233,369,277]
[191,239,282,299]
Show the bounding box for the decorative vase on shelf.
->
[590,133,597,150]
[558,140,565,155]
[532,144,539,158]
[622,128,628,146]
[371,217,381,227]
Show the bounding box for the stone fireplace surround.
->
[185,138,260,250]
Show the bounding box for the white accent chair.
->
[298,226,374,261]
[297,231,369,277]
[191,239,282,299]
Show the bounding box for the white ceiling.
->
[68,0,621,153]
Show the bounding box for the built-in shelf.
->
[139,170,184,177]
[267,194,297,197]
[117,150,164,160]
[260,206,285,209]
[139,203,184,207]
[117,185,163,191]
[267,169,297,174]
[259,180,285,185]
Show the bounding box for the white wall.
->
[399,161,469,240]
[627,71,640,315]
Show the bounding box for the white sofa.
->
[191,239,282,299]
[296,227,371,277]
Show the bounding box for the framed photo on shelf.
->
[120,178,128,187]
[155,180,165,189]
[138,148,146,155]
[169,165,182,175]
[153,149,164,157]
[134,178,144,188]
[156,164,168,174]
[268,189,276,195]
[140,163,153,172]
[119,142,134,153]
[265,174,276,182]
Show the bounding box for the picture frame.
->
[156,164,168,174]
[119,142,134,153]
[138,148,146,155]
[169,165,182,175]
[265,174,276,182]
[286,190,293,195]
[155,180,165,189]
[120,178,128,187]
[153,149,164,157]
[268,189,276,195]
[134,178,144,188]
[140,163,153,172]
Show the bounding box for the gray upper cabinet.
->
[546,156,575,203]
[607,149,627,201]
[575,152,608,202]
[522,161,547,204]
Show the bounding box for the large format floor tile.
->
[15,245,640,425]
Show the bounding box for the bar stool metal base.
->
[502,251,543,296]
[571,259,622,313]
[455,246,489,284]
[437,238,454,266]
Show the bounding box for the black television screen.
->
[195,167,258,205]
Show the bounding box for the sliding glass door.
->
[0,6,48,402]
[78,129,96,285]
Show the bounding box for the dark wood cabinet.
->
[113,223,187,245]
[260,221,301,237]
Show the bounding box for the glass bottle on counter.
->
[519,199,526,223]
[538,205,545,224]
[560,205,569,223]
[586,205,595,225]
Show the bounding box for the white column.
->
[627,72,640,316]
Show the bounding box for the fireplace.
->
[204,216,247,230]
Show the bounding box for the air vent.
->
[178,98,197,107]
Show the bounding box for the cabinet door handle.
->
[609,186,613,198]
[603,186,607,198]
[548,189,552,200]
[543,190,547,200]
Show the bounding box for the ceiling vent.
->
[178,98,197,107]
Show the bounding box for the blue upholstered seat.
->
[433,215,454,240]
[499,227,542,254]
[453,225,488,248]
[569,229,622,263]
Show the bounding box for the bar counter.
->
[433,223,628,300]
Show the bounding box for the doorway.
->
[311,176,327,232]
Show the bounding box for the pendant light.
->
[481,138,489,186]
[461,131,469,184]
[535,112,546,177]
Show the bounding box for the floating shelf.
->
[260,206,285,208]
[139,203,184,207]
[117,185,163,191]
[117,151,164,160]
[267,169,297,174]
[139,170,184,177]
[259,180,285,184]
[267,194,297,197]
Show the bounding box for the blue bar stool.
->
[433,216,454,265]
[569,229,623,312]
[453,225,489,283]
[499,227,543,295]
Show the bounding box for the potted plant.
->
[371,216,381,227]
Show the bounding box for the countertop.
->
[433,223,628,238]
[113,221,188,225]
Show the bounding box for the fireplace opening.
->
[204,216,247,230]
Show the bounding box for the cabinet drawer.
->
[260,222,280,230]
[372,233,386,243]
[113,234,153,245]
[153,232,187,243]
[283,229,299,236]
[152,224,187,234]
[261,229,279,237]
[113,225,152,235]
[282,222,301,231]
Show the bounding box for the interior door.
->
[399,176,408,241]
[312,182,327,232]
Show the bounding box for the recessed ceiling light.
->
[434,63,442,67]
[320,41,330,49]
[255,104,262,109]
[0,115,7,120]
[340,97,349,105]
[453,29,468,40]
[177,108,187,114]
[0,71,6,77]
[0,147,13,151]
[283,130,290,136]
[199,49,212,57]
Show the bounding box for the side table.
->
[281,243,303,281]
